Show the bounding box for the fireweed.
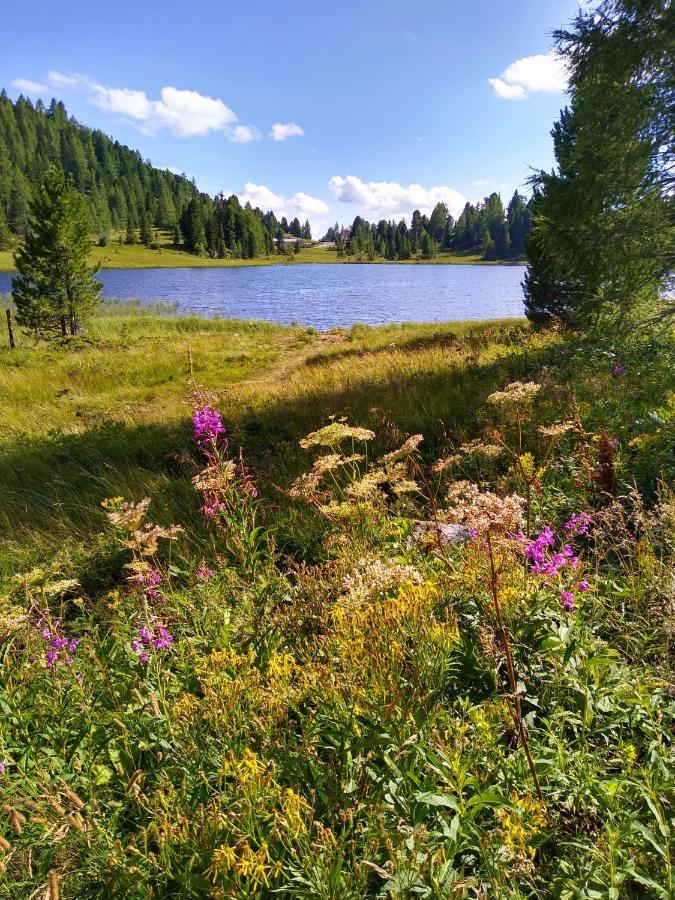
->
[2,350,673,898]
[192,405,261,568]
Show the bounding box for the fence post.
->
[5,308,15,349]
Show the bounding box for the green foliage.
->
[0,313,673,896]
[12,166,102,338]
[525,0,674,326]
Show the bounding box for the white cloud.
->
[328,175,467,220]
[270,122,305,141]
[474,177,510,192]
[238,182,329,220]
[47,71,80,87]
[488,52,569,100]
[230,124,261,143]
[38,71,260,141]
[11,78,49,94]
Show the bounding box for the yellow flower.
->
[211,844,236,874]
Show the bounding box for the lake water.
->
[0,263,526,329]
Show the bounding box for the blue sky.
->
[3,0,580,236]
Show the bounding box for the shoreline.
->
[0,244,526,273]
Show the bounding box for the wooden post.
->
[5,308,15,349]
[187,346,194,382]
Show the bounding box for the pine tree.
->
[0,206,12,251]
[139,209,152,246]
[125,213,137,245]
[12,166,102,339]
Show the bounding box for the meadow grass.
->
[0,239,491,272]
[0,306,673,897]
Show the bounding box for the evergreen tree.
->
[139,208,152,246]
[0,206,12,250]
[125,213,137,245]
[428,202,448,243]
[527,0,674,324]
[12,166,102,338]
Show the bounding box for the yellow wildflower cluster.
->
[496,792,547,862]
[274,787,310,839]
[327,580,458,708]
[211,840,281,888]
[198,645,311,734]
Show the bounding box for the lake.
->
[0,263,526,329]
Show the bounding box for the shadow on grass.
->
[0,334,554,578]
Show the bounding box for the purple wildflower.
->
[564,512,592,536]
[577,580,590,592]
[38,618,79,669]
[152,626,174,651]
[133,623,175,663]
[468,527,478,540]
[137,625,152,645]
[560,591,575,612]
[193,406,227,454]
[0,761,5,774]
[197,565,215,581]
[613,364,625,376]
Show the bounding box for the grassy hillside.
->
[0,239,493,272]
[0,307,673,897]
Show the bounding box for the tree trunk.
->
[60,316,67,337]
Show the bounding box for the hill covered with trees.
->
[0,92,310,260]
[323,191,531,262]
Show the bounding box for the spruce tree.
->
[139,209,152,246]
[125,213,137,245]
[12,166,102,339]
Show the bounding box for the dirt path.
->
[234,330,344,388]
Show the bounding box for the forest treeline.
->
[0,92,311,259]
[322,190,532,261]
[0,91,531,264]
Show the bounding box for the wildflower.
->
[197,565,215,581]
[458,439,503,459]
[487,381,541,410]
[613,364,625,376]
[577,580,590,592]
[38,617,79,669]
[0,761,6,774]
[104,497,151,531]
[341,557,423,605]
[193,406,227,453]
[152,626,174,650]
[564,512,592,535]
[445,480,526,535]
[431,453,461,474]
[382,434,423,465]
[538,421,575,438]
[127,568,163,597]
[132,623,174,663]
[560,591,575,611]
[299,421,375,449]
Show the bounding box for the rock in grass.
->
[406,521,471,551]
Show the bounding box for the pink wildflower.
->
[560,591,575,611]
